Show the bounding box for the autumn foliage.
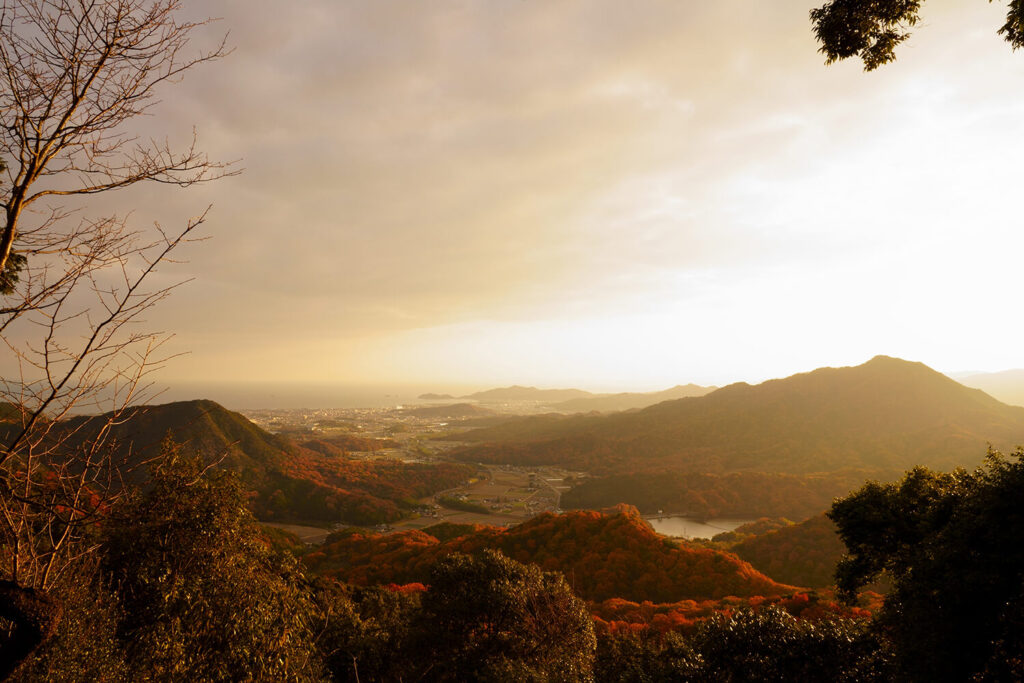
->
[255,454,474,525]
[305,506,796,602]
[590,590,875,637]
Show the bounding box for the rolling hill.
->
[60,399,294,486]
[58,400,474,525]
[725,514,846,589]
[305,505,796,603]
[450,356,1024,476]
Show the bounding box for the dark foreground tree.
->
[689,607,890,682]
[594,630,700,682]
[313,579,421,683]
[5,559,126,682]
[592,608,888,682]
[412,550,597,682]
[810,0,1024,70]
[830,448,1024,681]
[103,444,321,681]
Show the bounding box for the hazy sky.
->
[116,0,1024,391]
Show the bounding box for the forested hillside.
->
[561,470,872,520]
[450,358,1024,519]
[57,400,474,525]
[726,514,847,588]
[452,357,1024,475]
[305,506,795,602]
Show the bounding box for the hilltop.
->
[61,399,295,486]
[450,356,1024,475]
[58,400,473,525]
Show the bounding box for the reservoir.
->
[645,516,753,540]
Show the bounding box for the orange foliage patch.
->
[306,506,798,603]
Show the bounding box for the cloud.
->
[90,0,1024,385]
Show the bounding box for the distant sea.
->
[145,382,474,411]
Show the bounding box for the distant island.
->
[417,383,716,413]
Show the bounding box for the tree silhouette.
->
[830,449,1024,680]
[811,0,1024,70]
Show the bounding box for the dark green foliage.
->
[103,442,321,681]
[421,521,486,541]
[829,449,1024,681]
[688,608,891,682]
[312,579,420,683]
[437,494,490,514]
[593,609,889,682]
[1002,0,1024,47]
[413,550,597,682]
[811,0,1024,71]
[311,550,597,682]
[8,563,127,683]
[729,514,847,588]
[810,0,921,70]
[0,251,27,295]
[594,630,700,682]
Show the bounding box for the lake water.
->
[644,516,754,539]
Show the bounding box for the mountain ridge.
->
[449,356,1024,475]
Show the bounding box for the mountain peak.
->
[453,357,1024,475]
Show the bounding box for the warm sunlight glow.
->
[127,0,1024,395]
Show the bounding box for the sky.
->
[91,0,1024,394]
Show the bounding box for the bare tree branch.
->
[0,2,231,674]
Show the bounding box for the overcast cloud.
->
[79,0,1024,390]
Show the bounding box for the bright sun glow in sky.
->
[113,0,1024,392]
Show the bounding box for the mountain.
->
[450,356,1024,475]
[61,399,294,486]
[462,385,595,402]
[549,384,716,413]
[59,400,474,525]
[957,369,1024,407]
[305,506,796,602]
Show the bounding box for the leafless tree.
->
[0,0,232,674]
